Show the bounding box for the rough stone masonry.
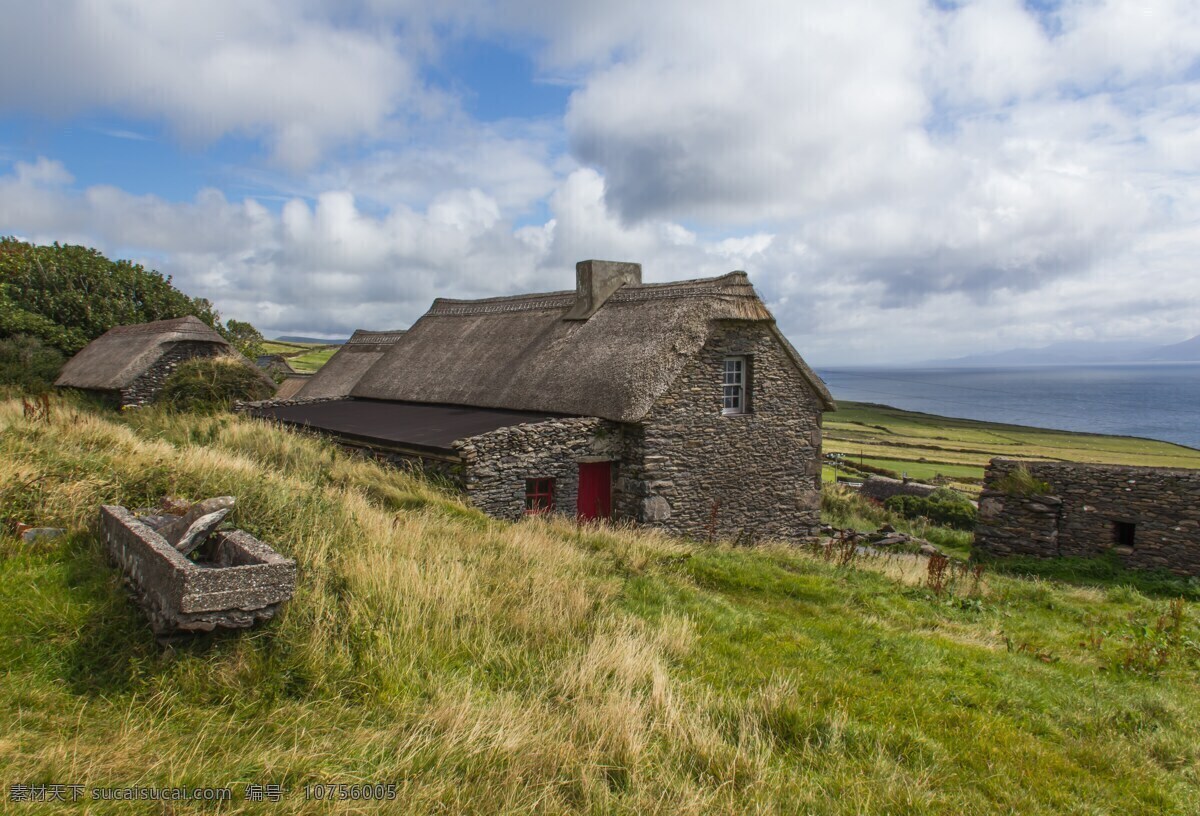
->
[975,458,1200,576]
[100,504,296,636]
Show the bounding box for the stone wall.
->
[858,476,938,503]
[628,321,825,543]
[976,458,1200,576]
[454,417,624,520]
[119,342,228,407]
[235,396,341,412]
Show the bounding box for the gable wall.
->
[628,321,824,543]
[119,342,229,407]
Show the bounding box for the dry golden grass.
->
[2,396,1199,815]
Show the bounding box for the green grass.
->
[2,397,1199,814]
[826,402,1200,490]
[842,455,985,483]
[260,340,322,355]
[284,346,339,373]
[259,340,340,373]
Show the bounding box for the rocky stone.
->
[20,527,65,543]
[642,495,672,522]
[918,543,943,557]
[158,497,236,547]
[135,514,178,531]
[173,508,232,556]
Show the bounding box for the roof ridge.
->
[428,271,755,316]
[104,315,226,339]
[346,329,408,345]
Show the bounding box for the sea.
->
[815,364,1200,450]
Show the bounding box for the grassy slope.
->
[260,341,315,355]
[825,401,1200,486]
[2,399,1199,814]
[284,347,338,373]
[259,341,339,373]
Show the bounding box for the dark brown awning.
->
[251,399,564,455]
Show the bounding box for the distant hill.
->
[922,335,1200,367]
[274,335,348,345]
[1137,334,1200,362]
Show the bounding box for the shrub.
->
[0,334,65,393]
[884,493,977,530]
[157,356,273,412]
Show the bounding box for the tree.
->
[224,319,265,359]
[0,334,65,393]
[0,237,228,355]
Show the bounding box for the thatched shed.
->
[56,315,266,406]
[295,329,407,400]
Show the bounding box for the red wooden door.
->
[577,462,612,521]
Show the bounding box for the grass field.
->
[259,340,340,373]
[283,346,338,373]
[259,340,316,355]
[825,401,1200,487]
[2,396,1199,814]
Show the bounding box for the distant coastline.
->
[817,363,1200,450]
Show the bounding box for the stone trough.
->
[99,504,296,637]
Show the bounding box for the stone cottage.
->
[975,458,1200,576]
[252,261,835,542]
[293,329,406,400]
[56,315,273,407]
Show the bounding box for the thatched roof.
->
[273,377,311,399]
[295,329,407,399]
[55,316,230,391]
[351,272,833,422]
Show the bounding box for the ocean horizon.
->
[816,363,1200,451]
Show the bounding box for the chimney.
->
[564,260,642,320]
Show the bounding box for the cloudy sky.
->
[1,0,1198,365]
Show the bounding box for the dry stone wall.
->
[454,417,623,520]
[976,458,1200,576]
[630,322,824,543]
[859,476,938,503]
[119,342,228,407]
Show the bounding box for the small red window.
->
[525,478,555,514]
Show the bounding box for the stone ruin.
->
[99,497,296,638]
[975,458,1200,577]
[857,475,939,503]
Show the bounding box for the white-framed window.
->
[723,356,748,414]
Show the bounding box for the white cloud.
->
[3,1,1200,363]
[0,1,427,168]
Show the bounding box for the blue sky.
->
[2,0,1199,365]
